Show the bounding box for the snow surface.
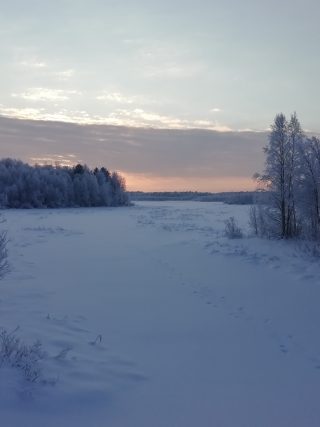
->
[1,201,320,426]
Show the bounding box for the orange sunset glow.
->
[122,172,256,192]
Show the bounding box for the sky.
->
[0,0,319,191]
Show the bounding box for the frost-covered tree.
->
[257,113,302,238]
[252,113,320,242]
[286,113,303,235]
[110,172,128,206]
[297,137,320,239]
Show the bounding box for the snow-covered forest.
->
[0,159,129,208]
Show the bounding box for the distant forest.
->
[129,191,257,204]
[0,159,129,208]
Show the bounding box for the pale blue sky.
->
[0,0,319,190]
[1,0,319,132]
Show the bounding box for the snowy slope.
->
[1,201,320,427]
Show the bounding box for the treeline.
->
[0,159,129,208]
[251,113,320,240]
[129,191,256,205]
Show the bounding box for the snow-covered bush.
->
[224,216,243,239]
[0,328,45,383]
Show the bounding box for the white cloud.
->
[0,106,45,120]
[18,58,75,81]
[96,92,135,104]
[19,60,47,68]
[110,108,186,128]
[30,154,80,167]
[54,69,75,81]
[0,105,86,123]
[0,104,232,131]
[11,88,82,102]
[193,120,231,132]
[210,108,222,113]
[104,108,232,131]
[96,91,162,108]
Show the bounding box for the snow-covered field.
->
[1,201,320,427]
